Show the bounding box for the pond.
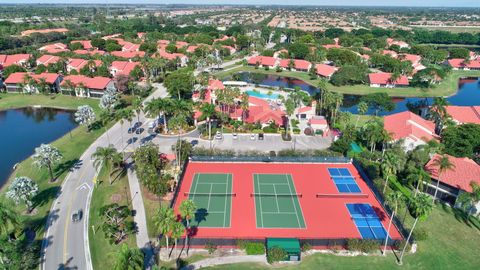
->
[233,72,480,116]
[0,107,77,188]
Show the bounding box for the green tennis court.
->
[188,173,233,228]
[253,174,306,229]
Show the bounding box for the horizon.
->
[4,1,480,8]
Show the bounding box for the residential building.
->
[36,55,61,66]
[110,50,146,59]
[308,116,330,136]
[66,58,102,73]
[110,61,140,77]
[71,40,93,50]
[4,72,62,93]
[315,64,337,79]
[38,43,70,54]
[0,54,32,70]
[369,72,409,88]
[247,56,277,67]
[448,59,480,70]
[158,50,188,67]
[384,111,438,151]
[445,106,480,125]
[386,38,410,49]
[60,75,115,98]
[279,59,312,72]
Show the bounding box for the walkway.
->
[181,255,267,270]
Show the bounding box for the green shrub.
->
[346,238,379,253]
[293,128,301,134]
[236,239,247,249]
[206,242,217,254]
[301,242,312,252]
[413,228,428,241]
[315,129,324,136]
[245,242,265,255]
[267,247,287,263]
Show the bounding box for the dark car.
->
[135,128,144,135]
[258,133,264,140]
[71,209,83,223]
[190,139,199,146]
[127,127,136,134]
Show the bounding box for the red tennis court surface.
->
[172,161,402,245]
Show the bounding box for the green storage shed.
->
[266,238,301,261]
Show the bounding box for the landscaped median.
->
[215,65,480,97]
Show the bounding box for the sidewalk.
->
[181,255,267,270]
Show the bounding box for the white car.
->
[250,134,256,140]
[148,120,157,129]
[232,133,238,140]
[215,131,223,140]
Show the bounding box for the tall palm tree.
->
[154,206,175,258]
[407,168,431,197]
[179,199,197,254]
[398,194,433,265]
[381,151,399,194]
[0,199,19,236]
[116,108,134,154]
[382,191,404,255]
[200,103,216,141]
[428,97,450,135]
[240,93,249,122]
[132,97,143,125]
[92,145,122,185]
[355,101,368,128]
[145,98,170,134]
[113,244,144,270]
[431,155,455,203]
[285,98,295,136]
[170,221,184,259]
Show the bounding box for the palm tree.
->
[240,93,249,122]
[200,103,216,141]
[382,191,404,255]
[407,168,431,197]
[179,199,197,254]
[145,98,170,134]
[355,101,368,128]
[154,206,175,258]
[0,199,19,236]
[431,155,455,203]
[398,194,433,265]
[285,98,295,136]
[132,97,143,124]
[381,151,399,194]
[170,221,184,259]
[116,108,134,154]
[113,244,144,270]
[92,145,122,185]
[456,182,480,216]
[428,97,450,135]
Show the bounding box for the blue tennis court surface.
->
[347,203,387,240]
[328,168,361,193]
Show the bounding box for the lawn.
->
[204,205,480,270]
[89,168,137,270]
[411,26,480,33]
[215,66,480,97]
[0,93,100,112]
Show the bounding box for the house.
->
[213,35,235,43]
[71,40,93,50]
[273,49,288,58]
[60,75,115,98]
[447,59,480,70]
[247,56,277,67]
[4,72,62,93]
[386,38,410,49]
[384,111,438,151]
[137,32,146,39]
[110,50,146,59]
[36,55,61,66]
[175,41,189,49]
[38,43,70,54]
[296,101,317,120]
[73,49,106,56]
[444,106,480,125]
[399,54,426,74]
[67,58,102,73]
[425,154,480,212]
[186,45,199,53]
[315,64,337,79]
[382,50,398,58]
[110,61,140,77]
[21,28,68,36]
[308,116,329,136]
[245,96,286,126]
[369,72,409,88]
[221,45,236,54]
[0,54,32,69]
[192,79,224,104]
[279,59,311,72]
[322,44,342,49]
[158,50,188,67]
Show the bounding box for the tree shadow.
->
[54,159,81,177]
[58,256,78,270]
[194,208,209,227]
[445,203,480,231]
[32,186,61,209]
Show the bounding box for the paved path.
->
[181,255,267,270]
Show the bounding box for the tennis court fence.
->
[186,237,398,247]
[190,156,352,163]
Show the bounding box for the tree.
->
[133,143,168,196]
[6,177,38,213]
[442,123,480,160]
[172,139,193,168]
[361,93,395,116]
[99,88,119,113]
[398,194,433,265]
[407,167,431,197]
[164,69,194,99]
[75,105,96,131]
[145,98,171,134]
[132,97,143,124]
[154,206,175,258]
[285,98,295,136]
[179,199,197,254]
[355,101,368,128]
[92,145,122,185]
[431,155,455,203]
[456,182,480,216]
[170,221,184,259]
[382,191,404,255]
[361,118,385,152]
[113,244,144,270]
[32,144,63,182]
[428,97,449,135]
[200,103,216,142]
[381,151,399,194]
[1,65,26,78]
[0,199,19,235]
[330,64,368,86]
[116,108,134,153]
[288,42,309,59]
[100,203,135,244]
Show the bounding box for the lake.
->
[0,107,77,188]
[233,72,480,116]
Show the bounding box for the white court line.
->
[206,184,213,210]
[285,174,302,228]
[255,174,264,228]
[272,184,280,213]
[222,174,229,227]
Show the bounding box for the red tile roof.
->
[207,79,225,91]
[248,56,277,66]
[386,38,409,48]
[39,43,69,54]
[110,61,140,76]
[61,75,112,90]
[399,54,421,64]
[71,40,93,50]
[369,72,409,86]
[279,59,311,70]
[382,50,398,58]
[425,154,480,193]
[315,64,337,77]
[0,54,31,67]
[36,55,61,66]
[5,72,60,84]
[245,96,285,125]
[110,50,145,59]
[445,106,480,125]
[322,44,342,49]
[186,45,199,53]
[67,58,102,72]
[384,111,437,142]
[158,50,186,61]
[448,58,480,69]
[309,116,328,125]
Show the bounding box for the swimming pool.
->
[246,90,280,100]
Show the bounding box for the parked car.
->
[191,139,199,146]
[148,120,157,129]
[250,134,256,140]
[232,133,238,140]
[135,128,144,134]
[72,209,83,223]
[133,122,142,129]
[215,131,223,140]
[258,133,264,140]
[127,127,136,134]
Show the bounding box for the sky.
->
[5,0,480,8]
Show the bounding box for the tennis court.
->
[253,174,306,229]
[347,203,387,240]
[188,173,233,228]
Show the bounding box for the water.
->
[0,107,77,187]
[233,72,480,116]
[246,90,280,100]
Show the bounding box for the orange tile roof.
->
[61,75,112,90]
[5,72,60,84]
[384,111,437,142]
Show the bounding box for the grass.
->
[160,253,210,269]
[142,189,165,239]
[0,93,100,112]
[89,167,136,270]
[203,205,480,270]
[215,66,480,97]
[411,26,480,33]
